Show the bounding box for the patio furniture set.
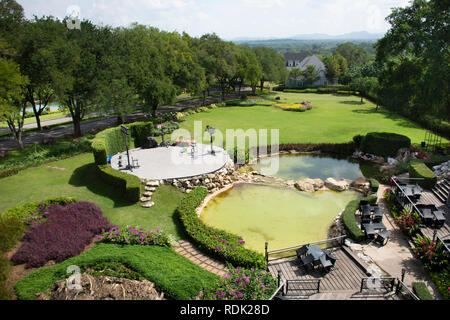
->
[359,200,391,246]
[296,245,337,273]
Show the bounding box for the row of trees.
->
[321,0,449,125]
[0,0,287,149]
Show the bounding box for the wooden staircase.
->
[432,178,450,207]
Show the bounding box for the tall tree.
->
[0,0,24,46]
[0,56,29,149]
[376,0,449,120]
[17,17,67,130]
[335,42,369,69]
[253,47,287,90]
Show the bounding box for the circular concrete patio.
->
[110,144,231,180]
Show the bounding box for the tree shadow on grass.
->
[339,101,365,105]
[350,107,422,129]
[68,163,134,208]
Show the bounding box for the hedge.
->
[176,187,266,269]
[369,179,380,193]
[128,122,154,148]
[360,132,411,157]
[409,161,437,189]
[91,121,154,165]
[14,244,218,300]
[342,195,377,242]
[97,165,141,203]
[412,282,434,300]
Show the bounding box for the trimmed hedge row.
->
[369,179,380,193]
[176,187,266,269]
[412,282,434,300]
[97,165,141,203]
[342,195,377,242]
[91,121,154,165]
[409,161,437,189]
[360,132,411,157]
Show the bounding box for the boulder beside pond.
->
[294,178,325,192]
[325,178,351,192]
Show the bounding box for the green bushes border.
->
[176,187,266,269]
[360,132,411,157]
[409,161,437,189]
[412,282,434,300]
[97,165,141,203]
[342,195,377,242]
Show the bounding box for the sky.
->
[18,0,411,40]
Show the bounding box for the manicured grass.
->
[0,111,70,128]
[0,153,185,239]
[14,243,219,300]
[178,93,446,146]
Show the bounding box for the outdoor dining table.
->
[363,222,387,238]
[306,245,325,260]
[420,208,434,223]
[433,210,446,227]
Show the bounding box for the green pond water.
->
[252,154,365,181]
[200,183,360,253]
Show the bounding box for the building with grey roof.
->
[284,53,336,87]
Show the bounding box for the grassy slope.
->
[14,243,219,300]
[0,154,185,239]
[179,93,444,146]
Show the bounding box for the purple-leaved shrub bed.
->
[11,202,111,268]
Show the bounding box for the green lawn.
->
[0,111,70,128]
[0,153,185,239]
[14,243,219,300]
[178,92,446,146]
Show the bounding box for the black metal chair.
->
[375,230,391,246]
[323,249,337,266]
[296,245,308,259]
[319,254,333,272]
[299,254,315,271]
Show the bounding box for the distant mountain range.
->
[232,31,383,42]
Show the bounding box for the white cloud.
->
[18,0,412,38]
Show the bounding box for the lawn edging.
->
[176,186,266,269]
[342,195,377,242]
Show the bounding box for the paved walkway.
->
[172,240,228,277]
[356,185,442,299]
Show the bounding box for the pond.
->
[252,153,366,181]
[200,183,360,253]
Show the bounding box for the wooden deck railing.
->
[265,235,346,267]
[268,271,321,299]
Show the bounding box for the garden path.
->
[172,240,229,277]
[357,185,442,299]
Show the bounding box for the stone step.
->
[141,202,155,208]
[146,181,160,187]
[143,191,153,197]
[145,186,157,192]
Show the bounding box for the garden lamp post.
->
[121,125,132,172]
[205,125,216,155]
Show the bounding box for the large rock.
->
[325,178,350,192]
[48,274,165,300]
[294,178,324,192]
[350,177,370,190]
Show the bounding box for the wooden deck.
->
[417,190,450,241]
[268,247,399,299]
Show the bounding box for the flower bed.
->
[96,225,171,247]
[176,187,266,269]
[275,100,313,112]
[11,202,111,268]
[206,265,277,300]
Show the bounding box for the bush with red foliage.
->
[11,202,111,268]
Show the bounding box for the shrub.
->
[0,196,76,224]
[0,167,19,179]
[342,196,377,242]
[353,134,364,148]
[412,282,434,300]
[409,161,437,189]
[97,165,141,203]
[11,202,111,268]
[369,178,379,193]
[205,265,277,300]
[0,216,26,253]
[97,225,171,247]
[360,132,411,157]
[128,121,154,148]
[412,234,448,271]
[395,208,423,237]
[177,187,266,269]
